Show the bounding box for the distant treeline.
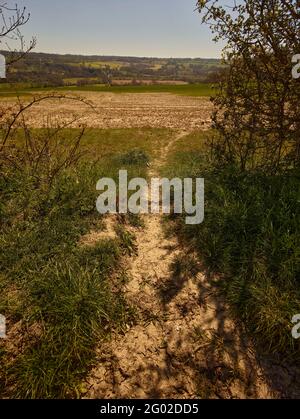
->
[0,51,223,87]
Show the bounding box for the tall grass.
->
[163,132,300,361]
[0,128,168,398]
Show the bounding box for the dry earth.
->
[1,92,213,130]
[83,132,278,399]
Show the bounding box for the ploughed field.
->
[0,91,213,130]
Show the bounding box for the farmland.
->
[0,82,216,98]
[1,87,299,399]
[0,91,213,129]
[1,51,223,88]
[1,0,299,401]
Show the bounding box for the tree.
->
[100,65,112,86]
[197,0,300,173]
[0,3,95,189]
[0,2,36,69]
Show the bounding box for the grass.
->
[60,83,217,97]
[63,77,99,84]
[79,127,173,160]
[163,131,300,362]
[0,82,216,98]
[0,127,173,398]
[67,61,123,69]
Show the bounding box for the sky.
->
[14,0,223,58]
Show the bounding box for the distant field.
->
[63,83,217,96]
[0,82,217,97]
[68,61,123,69]
[63,77,99,84]
[1,51,223,87]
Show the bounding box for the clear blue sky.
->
[16,0,223,58]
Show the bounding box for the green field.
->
[0,82,217,98]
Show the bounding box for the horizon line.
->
[1,49,221,61]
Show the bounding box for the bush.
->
[0,130,150,398]
[183,165,300,358]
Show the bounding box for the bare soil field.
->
[111,80,189,85]
[1,92,213,130]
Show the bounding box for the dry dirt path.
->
[85,131,275,399]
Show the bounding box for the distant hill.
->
[1,51,223,88]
